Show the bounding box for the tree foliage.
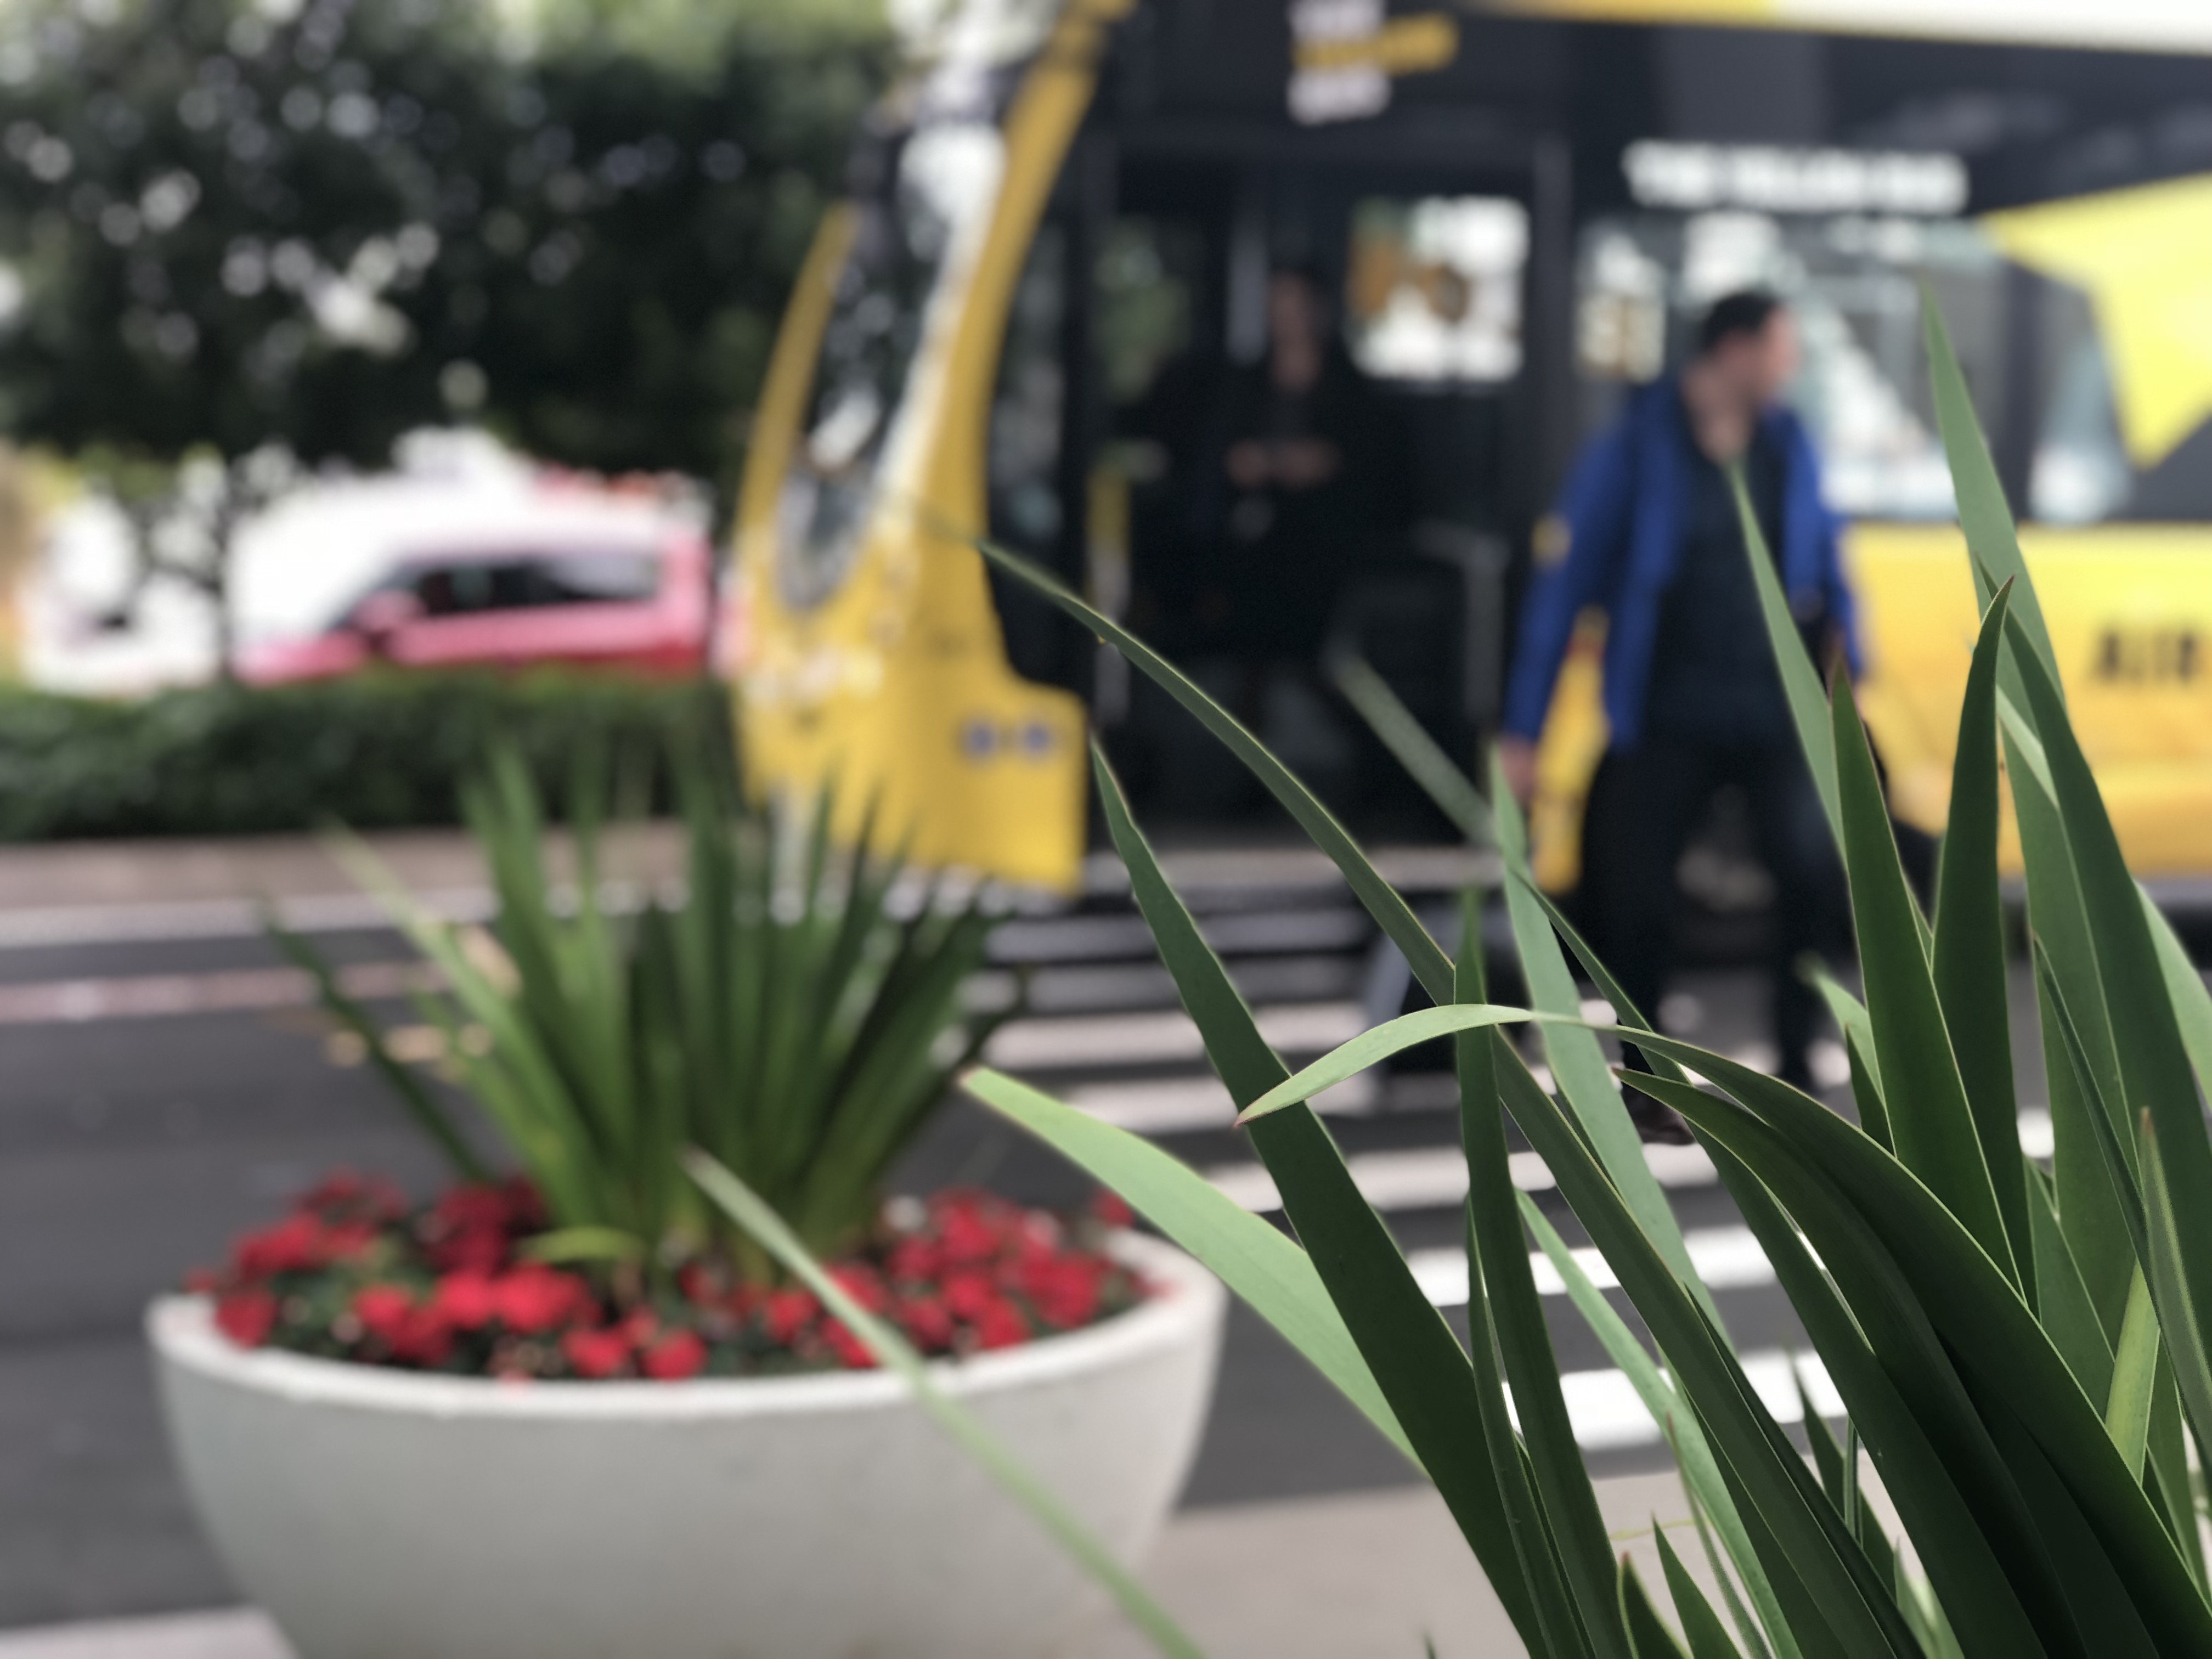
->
[0,0,888,489]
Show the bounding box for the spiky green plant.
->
[946,301,2212,1657]
[281,744,1003,1279]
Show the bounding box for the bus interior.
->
[968,0,2212,861]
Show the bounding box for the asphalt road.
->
[0,882,2176,1633]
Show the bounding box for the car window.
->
[407,553,661,616]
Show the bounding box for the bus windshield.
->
[777,0,1058,608]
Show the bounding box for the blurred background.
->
[1,0,2209,1646]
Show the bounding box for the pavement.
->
[0,827,2181,1654]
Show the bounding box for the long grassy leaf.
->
[1999,612,2212,1357]
[1729,472,1841,844]
[1921,298,2058,686]
[684,1152,1206,1659]
[2137,1111,2212,1498]
[2143,889,2212,1102]
[963,1067,1411,1463]
[1657,1522,1747,1659]
[1458,917,1628,1659]
[1624,1037,2209,1652]
[1829,675,2015,1283]
[1676,1114,2061,1659]
[978,538,1453,1001]
[2027,1164,2115,1404]
[1088,744,1540,1645]
[1490,1053,1920,1656]
[1328,651,1492,843]
[1677,1447,1778,1659]
[1622,1558,1692,1659]
[1494,777,1722,1329]
[2107,1268,2160,1479]
[1525,1195,1798,1659]
[1929,582,2029,1286]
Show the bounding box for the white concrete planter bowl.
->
[149,1233,1223,1659]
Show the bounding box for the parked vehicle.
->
[239,524,712,686]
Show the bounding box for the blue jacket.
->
[1501,381,1859,751]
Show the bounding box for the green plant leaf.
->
[977,537,1453,1001]
[1805,969,1891,1150]
[1087,743,1541,1647]
[1456,905,1626,1659]
[1678,1113,2061,1659]
[1728,470,1841,844]
[1656,1522,1747,1659]
[1929,582,2030,1288]
[2027,1164,2116,1406]
[1921,297,2058,687]
[517,1225,648,1266]
[683,1150,1206,1659]
[2142,889,2212,1105]
[963,1067,1412,1463]
[1622,1556,1693,1659]
[1494,778,1722,1330]
[1525,1195,1798,1659]
[1997,610,2212,1357]
[1327,651,1492,844]
[2137,1110,2212,1493]
[1489,1055,1919,1656]
[1624,1038,2206,1655]
[1829,675,2016,1284]
[2107,1268,2160,1480]
[1677,1447,1779,1659]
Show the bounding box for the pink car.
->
[239,531,713,686]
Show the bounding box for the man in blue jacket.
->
[1498,291,1854,1114]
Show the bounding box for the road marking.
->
[1200,1141,1723,1214]
[0,961,440,1025]
[1406,1225,1776,1307]
[985,1001,1367,1071]
[1541,1350,1843,1449]
[1065,1072,1378,1132]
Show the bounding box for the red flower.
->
[214,1289,277,1347]
[561,1326,631,1379]
[640,1328,708,1380]
[433,1183,518,1234]
[320,1222,380,1263]
[234,1213,333,1278]
[352,1284,417,1347]
[896,1295,955,1353]
[391,1305,456,1368]
[885,1236,940,1285]
[1023,1255,1102,1330]
[431,1271,500,1330]
[821,1319,877,1370]
[829,1263,890,1315]
[934,1194,1003,1267]
[427,1226,508,1276]
[972,1297,1030,1351]
[677,1262,723,1307]
[762,1289,818,1347]
[1090,1189,1133,1229]
[941,1270,998,1325]
[298,1171,407,1222]
[493,1267,591,1334]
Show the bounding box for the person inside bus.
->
[1497,290,1857,1132]
[1191,263,1402,686]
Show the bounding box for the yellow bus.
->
[732,0,2212,894]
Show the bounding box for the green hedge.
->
[0,673,732,842]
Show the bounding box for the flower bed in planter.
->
[153,1226,1222,1659]
[191,1171,1148,1382]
